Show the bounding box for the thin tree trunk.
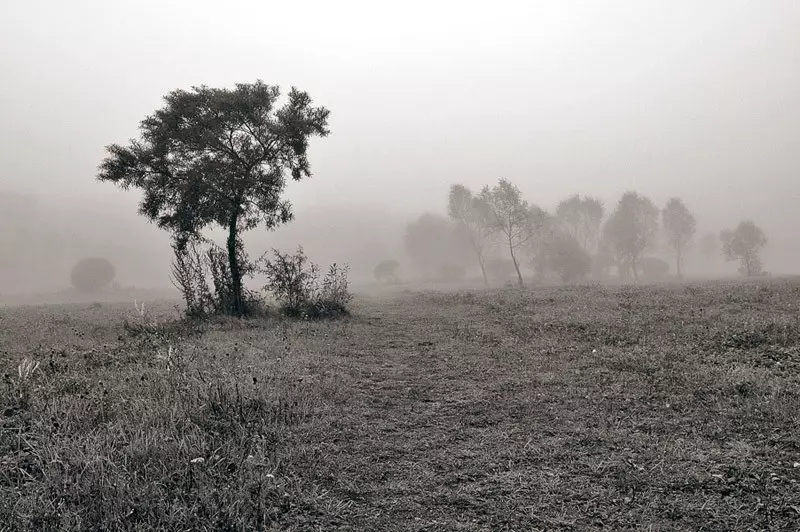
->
[631,258,639,284]
[676,246,682,279]
[509,238,524,287]
[227,214,243,316]
[478,259,489,287]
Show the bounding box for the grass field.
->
[1,280,799,530]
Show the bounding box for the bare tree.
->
[661,197,696,278]
[603,191,659,283]
[481,179,534,287]
[720,220,767,277]
[448,184,496,286]
[556,195,604,252]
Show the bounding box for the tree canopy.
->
[603,191,659,282]
[721,220,767,277]
[662,197,696,278]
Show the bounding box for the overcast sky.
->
[2,0,798,217]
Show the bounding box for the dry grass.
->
[1,280,799,530]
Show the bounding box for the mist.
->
[2,0,799,297]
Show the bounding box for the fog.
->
[1,1,799,296]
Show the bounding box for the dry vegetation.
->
[1,280,799,530]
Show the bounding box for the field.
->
[1,280,799,531]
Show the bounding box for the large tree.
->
[447,184,496,286]
[555,194,604,252]
[603,191,659,282]
[661,197,696,278]
[481,179,534,287]
[720,220,767,277]
[97,81,330,315]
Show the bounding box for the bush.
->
[373,260,400,284]
[70,257,115,293]
[260,247,352,319]
[639,257,670,280]
[548,238,591,283]
[438,263,466,282]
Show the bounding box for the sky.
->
[1,0,799,291]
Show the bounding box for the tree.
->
[71,257,116,293]
[555,195,604,252]
[481,179,534,286]
[447,184,496,286]
[661,197,696,278]
[373,260,400,284]
[547,237,591,283]
[720,220,767,277]
[638,256,670,280]
[699,232,719,273]
[97,81,330,316]
[603,191,659,283]
[524,207,557,281]
[403,214,469,279]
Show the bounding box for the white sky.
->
[1,0,799,220]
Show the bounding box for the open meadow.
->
[1,280,799,530]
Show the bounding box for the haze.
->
[1,0,799,295]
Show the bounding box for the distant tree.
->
[547,237,591,283]
[590,251,616,280]
[438,263,466,282]
[661,197,696,278]
[720,221,767,277]
[638,256,670,280]
[447,184,496,286]
[481,179,535,286]
[97,81,330,316]
[71,257,116,293]
[699,232,719,272]
[404,214,468,279]
[603,191,659,283]
[556,195,604,252]
[486,258,516,282]
[523,207,557,281]
[373,260,400,284]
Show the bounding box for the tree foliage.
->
[720,220,767,277]
[555,195,604,252]
[603,191,659,282]
[447,184,496,286]
[662,197,696,278]
[97,81,330,315]
[404,213,469,279]
[70,257,116,293]
[547,237,591,283]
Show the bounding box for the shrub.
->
[548,238,591,283]
[70,257,115,293]
[260,247,352,319]
[639,257,670,280]
[373,260,400,284]
[438,263,466,282]
[170,239,260,318]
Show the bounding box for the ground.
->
[1,280,799,531]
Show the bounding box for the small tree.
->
[70,257,116,293]
[603,191,659,283]
[720,221,767,277]
[373,260,400,284]
[447,184,496,286]
[662,197,696,278]
[481,179,534,286]
[98,81,330,316]
[556,195,604,252]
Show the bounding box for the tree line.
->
[396,180,768,286]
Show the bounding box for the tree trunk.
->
[509,239,524,287]
[478,259,489,287]
[676,246,682,279]
[631,258,639,284]
[227,214,243,316]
